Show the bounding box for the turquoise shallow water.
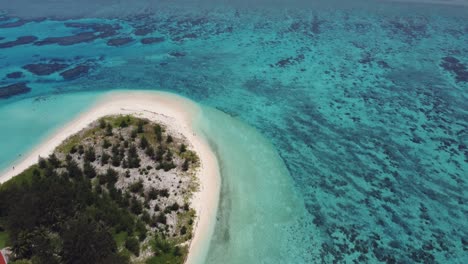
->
[1,1,467,263]
[196,106,315,263]
[0,92,99,171]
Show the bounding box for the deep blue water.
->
[1,1,467,263]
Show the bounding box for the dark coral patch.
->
[183,33,197,39]
[169,51,186,57]
[358,53,373,64]
[177,17,208,27]
[65,22,120,38]
[60,65,90,80]
[107,37,134,46]
[289,21,302,32]
[387,18,428,40]
[0,82,31,99]
[215,26,233,35]
[172,33,198,42]
[377,60,391,69]
[440,56,468,82]
[272,54,305,68]
[134,27,153,36]
[443,56,459,64]
[410,249,435,263]
[141,37,165,45]
[34,23,122,47]
[6,72,24,79]
[23,63,69,76]
[96,30,118,39]
[0,19,28,28]
[0,36,38,49]
[311,15,325,35]
[35,32,98,46]
[34,22,121,46]
[65,22,120,32]
[30,17,47,23]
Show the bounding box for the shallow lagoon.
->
[0,1,467,263]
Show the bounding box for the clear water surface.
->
[0,1,467,263]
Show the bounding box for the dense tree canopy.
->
[0,115,197,264]
[0,163,131,263]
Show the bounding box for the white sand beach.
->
[0,90,220,264]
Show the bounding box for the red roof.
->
[0,251,6,264]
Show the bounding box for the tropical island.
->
[0,92,220,264]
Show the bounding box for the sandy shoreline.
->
[0,90,220,264]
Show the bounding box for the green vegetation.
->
[0,164,129,263]
[179,143,187,153]
[100,119,106,129]
[127,145,141,168]
[0,115,199,263]
[154,124,163,142]
[0,231,8,248]
[174,209,196,243]
[101,152,110,165]
[137,120,145,133]
[113,231,128,248]
[129,179,144,194]
[180,150,199,165]
[56,127,100,154]
[182,159,190,171]
[84,147,96,162]
[125,236,140,256]
[146,236,187,264]
[140,136,149,149]
[0,165,37,190]
[83,160,97,178]
[106,123,113,136]
[103,139,112,149]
